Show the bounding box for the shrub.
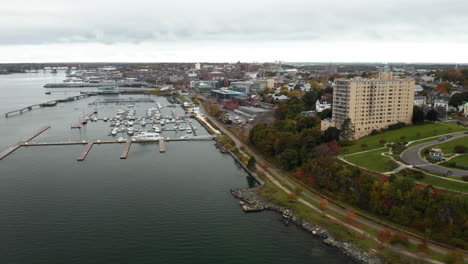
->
[416,132,422,137]
[370,129,379,136]
[400,135,406,140]
[287,192,298,201]
[389,232,410,247]
[294,187,303,196]
[454,145,468,153]
[361,143,368,148]
[387,122,406,131]
[444,250,464,264]
[461,176,468,182]
[379,139,386,144]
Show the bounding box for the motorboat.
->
[140,120,146,126]
[132,132,162,140]
[111,129,117,136]
[154,127,161,133]
[186,128,192,134]
[103,117,108,122]
[128,121,134,126]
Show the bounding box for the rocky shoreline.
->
[231,188,382,264]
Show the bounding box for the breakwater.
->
[231,188,382,264]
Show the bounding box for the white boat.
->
[160,120,165,126]
[117,137,126,142]
[157,103,162,109]
[127,105,135,108]
[103,117,108,122]
[128,121,134,126]
[154,127,161,133]
[127,130,134,135]
[186,128,192,134]
[132,132,162,140]
[111,129,117,136]
[140,120,146,126]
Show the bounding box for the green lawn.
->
[344,148,399,173]
[422,136,468,154]
[341,122,466,154]
[449,154,468,166]
[415,174,468,193]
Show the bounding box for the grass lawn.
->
[344,148,399,173]
[340,122,466,154]
[448,154,468,166]
[421,135,468,154]
[414,173,468,193]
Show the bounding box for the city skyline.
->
[1,0,468,63]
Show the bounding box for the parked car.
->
[438,136,446,141]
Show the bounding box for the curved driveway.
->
[401,133,468,177]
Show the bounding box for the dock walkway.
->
[77,142,94,161]
[159,139,165,153]
[0,126,51,160]
[120,140,132,159]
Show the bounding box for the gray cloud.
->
[0,0,467,46]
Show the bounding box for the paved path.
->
[199,103,466,261]
[401,133,468,177]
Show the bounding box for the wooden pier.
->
[159,139,166,153]
[0,126,51,160]
[5,94,92,118]
[71,112,95,129]
[0,143,22,160]
[77,142,94,161]
[120,140,132,159]
[24,126,51,142]
[186,119,198,136]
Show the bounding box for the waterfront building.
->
[324,72,415,138]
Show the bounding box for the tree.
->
[347,211,356,222]
[279,86,289,95]
[412,105,425,125]
[435,81,453,94]
[247,156,256,171]
[278,148,299,170]
[449,91,468,107]
[377,229,392,244]
[287,192,299,201]
[319,199,328,210]
[318,108,332,120]
[339,118,355,141]
[301,89,319,109]
[322,127,340,142]
[426,109,438,121]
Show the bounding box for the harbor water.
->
[0,72,354,263]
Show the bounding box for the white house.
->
[316,99,332,112]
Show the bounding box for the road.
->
[199,104,466,261]
[401,133,468,177]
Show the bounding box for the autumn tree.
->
[434,81,453,94]
[347,211,356,222]
[287,192,299,202]
[377,229,392,245]
[412,105,425,125]
[319,199,328,210]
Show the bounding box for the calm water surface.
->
[0,72,354,263]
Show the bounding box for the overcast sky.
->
[1,0,467,63]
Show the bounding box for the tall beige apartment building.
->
[323,72,415,139]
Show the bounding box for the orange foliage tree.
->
[319,199,328,210]
[377,229,392,244]
[435,81,453,94]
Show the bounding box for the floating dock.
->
[71,112,95,129]
[159,139,166,153]
[77,142,94,161]
[120,140,132,159]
